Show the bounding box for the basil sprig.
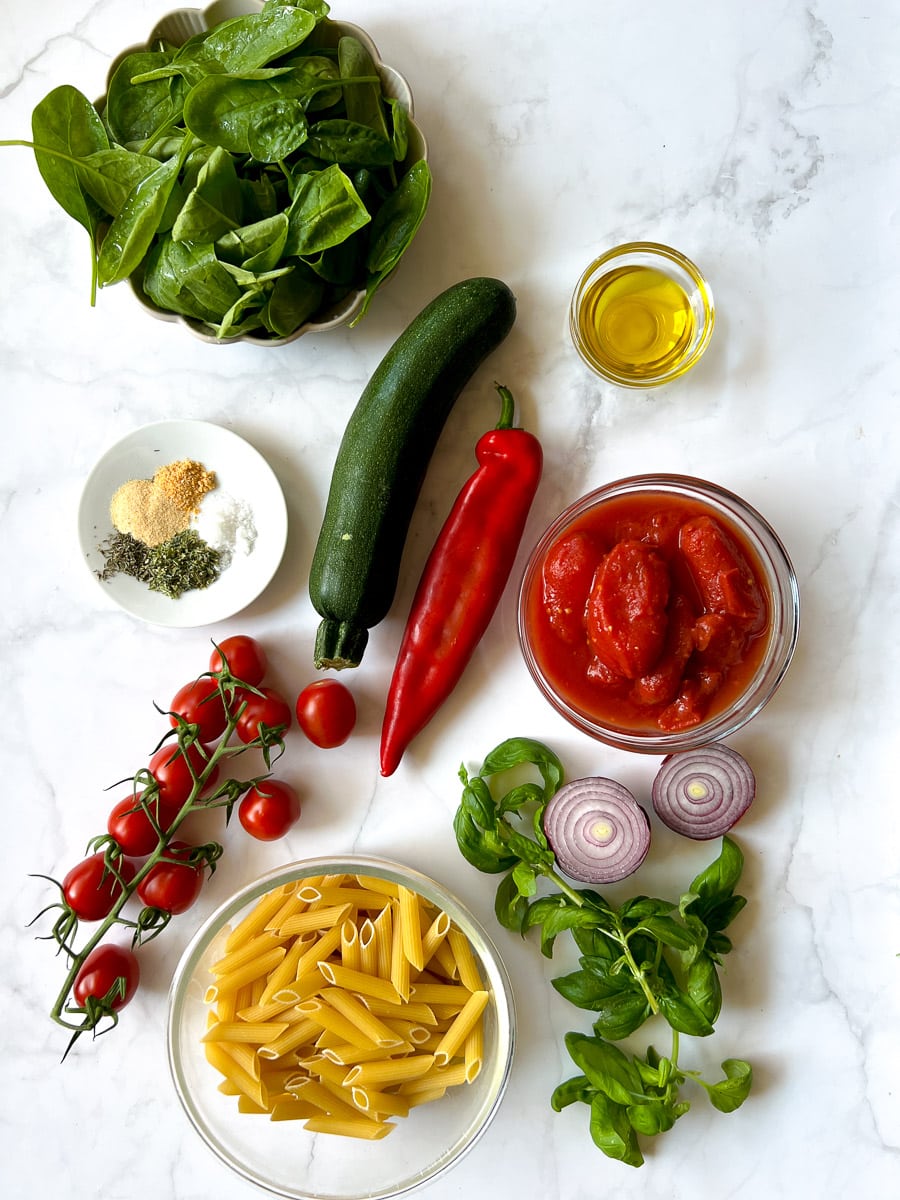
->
[453,737,753,1167]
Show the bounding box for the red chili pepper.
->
[379,384,543,776]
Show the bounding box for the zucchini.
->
[309,276,517,669]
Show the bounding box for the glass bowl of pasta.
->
[167,856,516,1199]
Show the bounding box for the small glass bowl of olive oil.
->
[569,242,715,388]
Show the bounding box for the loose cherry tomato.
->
[107,791,175,858]
[295,679,357,748]
[137,842,204,914]
[168,677,228,743]
[238,780,302,841]
[62,853,136,921]
[210,635,268,687]
[147,742,217,809]
[73,944,140,1011]
[234,686,293,744]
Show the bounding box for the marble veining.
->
[1,1,899,1198]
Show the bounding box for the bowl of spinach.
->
[19,0,431,344]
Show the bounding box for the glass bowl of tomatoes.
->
[517,474,800,754]
[166,855,515,1200]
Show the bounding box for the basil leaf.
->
[656,986,715,1038]
[564,1032,645,1106]
[590,989,653,1040]
[626,1097,679,1135]
[636,914,702,953]
[589,1092,644,1167]
[685,836,744,912]
[550,1074,594,1112]
[480,737,565,798]
[452,808,515,875]
[493,870,529,933]
[702,1059,753,1113]
[686,952,723,1023]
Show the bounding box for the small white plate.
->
[78,420,287,627]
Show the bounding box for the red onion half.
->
[543,778,651,884]
[651,745,755,839]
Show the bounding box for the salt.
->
[192,491,257,570]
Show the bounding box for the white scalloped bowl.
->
[101,1,428,345]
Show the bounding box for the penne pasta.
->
[205,946,287,1002]
[317,961,402,1005]
[389,901,411,1001]
[358,918,378,977]
[225,885,293,952]
[303,1115,393,1140]
[318,987,405,1050]
[448,928,485,993]
[343,1054,436,1088]
[278,903,352,937]
[397,885,425,972]
[432,990,490,1067]
[202,871,494,1140]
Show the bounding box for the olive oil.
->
[575,265,696,382]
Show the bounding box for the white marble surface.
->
[1,1,898,1197]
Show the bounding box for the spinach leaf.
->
[355,159,432,321]
[304,119,395,168]
[264,266,324,337]
[172,146,242,241]
[284,164,370,255]
[199,5,317,73]
[248,100,310,162]
[142,234,240,323]
[337,36,391,139]
[218,212,290,271]
[76,149,162,217]
[182,74,313,156]
[98,142,190,286]
[30,86,108,232]
[104,50,181,143]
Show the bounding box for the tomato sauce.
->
[525,492,771,733]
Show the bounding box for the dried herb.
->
[96,531,150,583]
[144,530,221,599]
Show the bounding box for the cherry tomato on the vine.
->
[295,679,357,748]
[238,780,302,841]
[107,791,175,858]
[168,677,228,743]
[234,686,293,744]
[136,842,204,914]
[147,742,217,809]
[62,852,136,921]
[210,635,268,687]
[73,944,140,1012]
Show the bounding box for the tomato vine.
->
[30,642,289,1058]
